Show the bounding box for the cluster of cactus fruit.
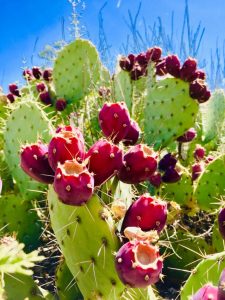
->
[0,37,224,299]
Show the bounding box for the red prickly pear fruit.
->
[149,172,162,188]
[192,283,218,300]
[56,98,67,111]
[115,240,163,288]
[194,146,205,160]
[36,82,47,93]
[155,59,168,76]
[198,89,211,103]
[162,166,181,183]
[218,269,225,299]
[135,52,148,67]
[118,144,157,184]
[20,142,54,184]
[180,57,197,81]
[39,91,52,105]
[189,69,206,82]
[123,120,140,146]
[48,128,85,171]
[189,80,207,100]
[85,139,123,187]
[158,153,177,171]
[119,56,134,72]
[55,125,85,146]
[218,208,225,240]
[23,69,33,81]
[165,55,181,78]
[43,68,53,81]
[192,162,204,181]
[54,160,94,206]
[121,194,167,233]
[99,102,131,144]
[146,47,162,62]
[177,128,196,143]
[32,66,42,79]
[9,83,20,97]
[6,93,15,103]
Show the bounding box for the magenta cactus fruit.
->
[135,52,148,67]
[146,46,162,62]
[189,69,206,81]
[218,208,225,241]
[36,82,47,93]
[115,240,163,288]
[43,68,53,81]
[23,69,33,81]
[98,101,131,144]
[198,89,211,103]
[192,283,218,300]
[123,120,140,146]
[121,194,167,233]
[189,80,207,100]
[180,57,197,81]
[194,146,205,160]
[118,144,157,184]
[218,269,225,300]
[6,93,15,103]
[158,153,177,171]
[20,142,54,184]
[119,56,134,72]
[130,64,144,80]
[177,128,196,143]
[149,172,162,188]
[56,98,67,111]
[39,91,52,105]
[32,66,42,79]
[9,83,20,97]
[53,160,94,206]
[165,55,181,78]
[48,127,85,171]
[162,166,181,183]
[85,139,123,187]
[192,163,204,181]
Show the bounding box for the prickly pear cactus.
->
[48,186,125,299]
[194,154,225,211]
[201,89,225,146]
[4,100,53,200]
[53,39,103,104]
[144,78,198,149]
[0,193,42,251]
[181,251,225,299]
[56,260,83,299]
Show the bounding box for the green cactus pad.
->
[212,218,225,252]
[201,89,225,145]
[144,78,198,149]
[163,229,213,285]
[0,150,13,194]
[193,154,225,211]
[180,251,225,299]
[4,100,52,200]
[0,193,42,251]
[3,273,45,300]
[113,70,132,111]
[56,260,83,299]
[53,39,102,104]
[160,169,193,207]
[47,186,125,299]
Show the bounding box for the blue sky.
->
[1,0,225,91]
